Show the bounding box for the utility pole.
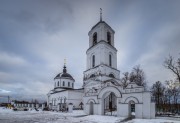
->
[0,95,11,103]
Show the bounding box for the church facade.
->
[47,16,155,119]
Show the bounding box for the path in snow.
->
[0,108,179,123]
[0,108,122,123]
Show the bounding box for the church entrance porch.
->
[104,92,117,116]
[97,86,122,116]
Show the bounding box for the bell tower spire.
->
[84,12,120,86]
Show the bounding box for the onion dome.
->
[54,65,74,80]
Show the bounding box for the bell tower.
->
[83,9,120,87]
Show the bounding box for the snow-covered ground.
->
[0,107,179,123]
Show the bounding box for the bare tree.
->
[165,80,180,113]
[120,72,129,89]
[120,65,147,89]
[129,65,147,88]
[151,81,166,114]
[164,55,180,84]
[151,81,165,106]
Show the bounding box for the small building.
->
[47,65,83,111]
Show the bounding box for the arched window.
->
[93,32,97,45]
[90,74,95,78]
[63,81,65,86]
[64,97,66,103]
[60,98,62,103]
[52,99,54,105]
[54,99,56,106]
[107,32,111,45]
[109,54,112,67]
[92,55,95,67]
[109,73,115,78]
[58,81,59,86]
[68,82,70,87]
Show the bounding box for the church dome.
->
[54,65,74,80]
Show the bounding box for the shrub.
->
[13,108,17,111]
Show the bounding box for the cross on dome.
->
[64,59,66,66]
[63,59,67,73]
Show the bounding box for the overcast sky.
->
[0,0,180,101]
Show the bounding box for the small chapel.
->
[47,64,84,111]
[47,11,155,119]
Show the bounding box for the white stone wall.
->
[54,78,74,89]
[142,92,151,119]
[83,80,155,119]
[84,64,120,81]
[150,103,155,118]
[121,93,143,103]
[48,90,83,110]
[49,91,68,110]
[135,104,143,118]
[117,104,128,117]
[86,42,117,70]
[68,91,84,108]
[83,95,98,115]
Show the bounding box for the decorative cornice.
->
[86,40,117,53]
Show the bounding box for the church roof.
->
[50,88,84,94]
[90,8,115,32]
[90,21,115,33]
[55,73,73,79]
[54,65,74,80]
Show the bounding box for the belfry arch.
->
[98,86,122,99]
[98,86,121,116]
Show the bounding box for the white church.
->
[47,13,155,119]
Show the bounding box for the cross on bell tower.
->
[100,8,102,22]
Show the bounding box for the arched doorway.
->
[128,100,135,118]
[98,86,121,116]
[104,92,117,116]
[89,101,94,115]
